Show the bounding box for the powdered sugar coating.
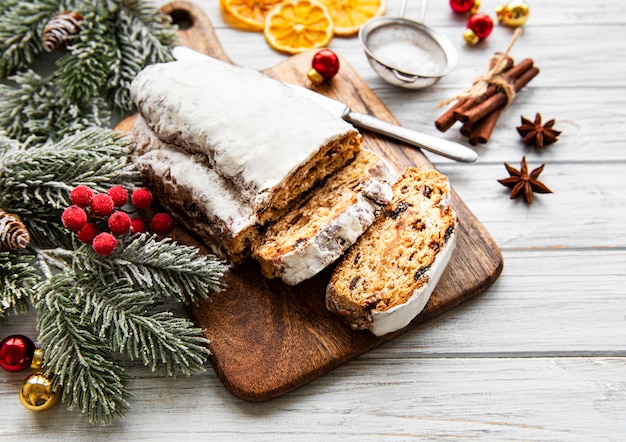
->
[130,56,358,212]
[132,117,258,237]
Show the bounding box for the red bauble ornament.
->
[92,232,117,256]
[0,335,35,372]
[91,194,115,216]
[465,12,494,44]
[70,185,94,208]
[150,213,175,235]
[107,186,129,207]
[450,0,480,14]
[61,205,87,231]
[307,49,340,85]
[469,13,494,38]
[131,188,153,210]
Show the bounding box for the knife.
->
[171,46,477,162]
[286,84,477,163]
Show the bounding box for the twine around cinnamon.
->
[435,28,539,145]
[441,28,523,109]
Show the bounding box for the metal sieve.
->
[359,0,457,89]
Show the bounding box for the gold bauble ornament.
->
[469,0,481,15]
[307,68,325,86]
[18,373,61,412]
[496,0,530,27]
[463,29,480,46]
[30,348,44,370]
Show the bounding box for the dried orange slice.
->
[264,0,335,54]
[220,0,283,31]
[318,0,386,36]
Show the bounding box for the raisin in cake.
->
[326,167,457,336]
[252,149,396,285]
[133,116,259,264]
[130,56,361,224]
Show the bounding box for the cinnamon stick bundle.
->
[435,54,539,145]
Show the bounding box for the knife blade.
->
[286,83,477,163]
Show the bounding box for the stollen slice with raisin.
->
[326,167,457,336]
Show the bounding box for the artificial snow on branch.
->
[1,126,229,424]
[35,235,228,424]
[0,0,176,142]
[0,251,40,320]
[74,233,228,305]
[0,70,108,145]
[0,0,232,425]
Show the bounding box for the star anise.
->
[498,156,552,204]
[516,113,561,148]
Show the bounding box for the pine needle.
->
[36,272,132,424]
[0,0,224,426]
[0,251,40,319]
[0,0,59,78]
[74,233,229,304]
[0,0,176,136]
[33,232,225,423]
[0,70,109,145]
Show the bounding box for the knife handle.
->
[344,112,477,163]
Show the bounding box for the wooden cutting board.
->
[122,1,503,402]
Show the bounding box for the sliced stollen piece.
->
[326,167,457,336]
[130,56,361,224]
[133,116,259,265]
[252,149,396,286]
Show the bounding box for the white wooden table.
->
[2,0,625,439]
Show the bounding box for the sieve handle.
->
[398,0,408,16]
[398,0,428,21]
[392,69,419,83]
[419,0,429,22]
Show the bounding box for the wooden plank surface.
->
[150,1,502,401]
[2,0,625,438]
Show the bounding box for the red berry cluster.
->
[62,185,175,256]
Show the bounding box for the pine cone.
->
[42,11,83,52]
[0,209,30,250]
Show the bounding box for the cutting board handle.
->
[161,1,233,64]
